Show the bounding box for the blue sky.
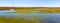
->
[0,0,60,7]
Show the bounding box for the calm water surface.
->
[0,12,60,23]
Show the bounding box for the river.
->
[0,12,60,23]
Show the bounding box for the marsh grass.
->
[0,16,42,23]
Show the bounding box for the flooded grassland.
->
[0,8,60,23]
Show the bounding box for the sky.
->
[0,0,60,7]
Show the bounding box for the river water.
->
[0,12,60,23]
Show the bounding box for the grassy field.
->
[0,7,60,13]
[15,8,60,13]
